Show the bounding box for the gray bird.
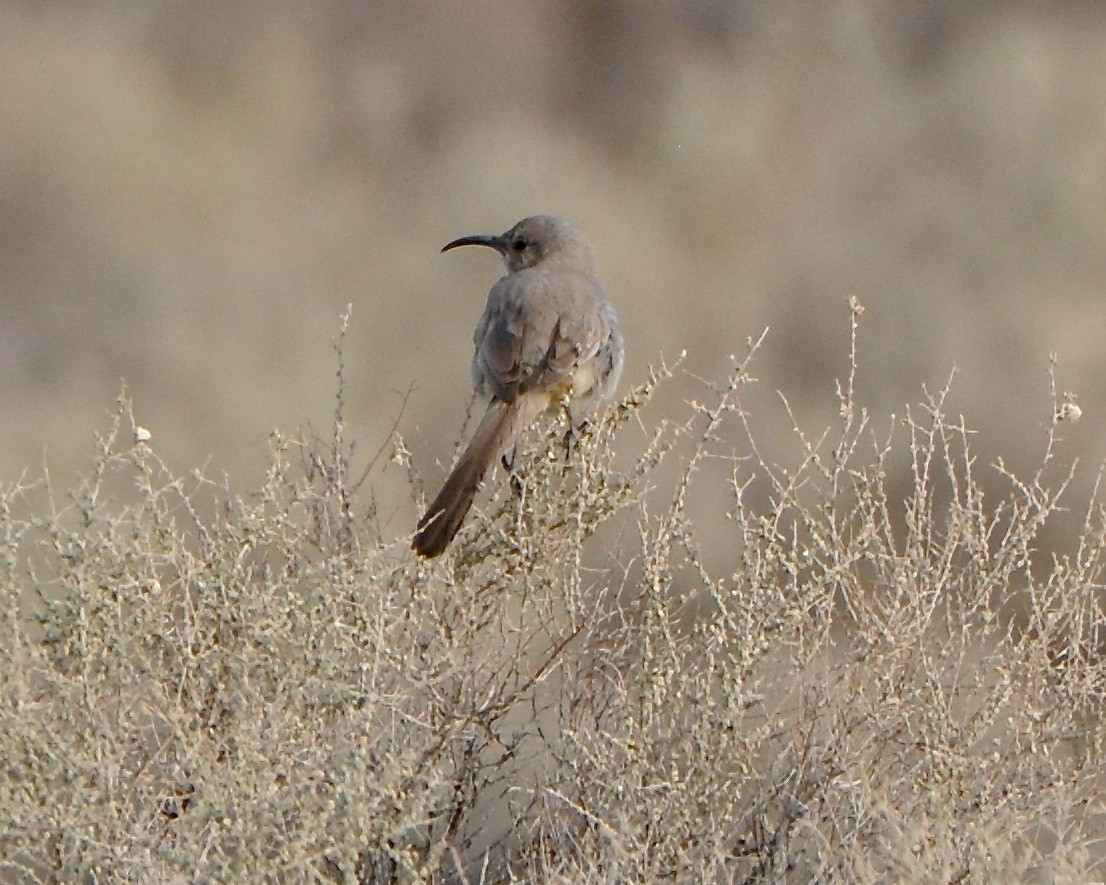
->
[412,216,624,558]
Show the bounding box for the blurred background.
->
[2,1,1105,554]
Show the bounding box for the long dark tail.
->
[412,401,515,558]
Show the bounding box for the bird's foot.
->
[502,453,525,498]
[561,418,593,469]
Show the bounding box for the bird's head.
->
[442,215,592,274]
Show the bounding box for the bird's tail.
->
[412,400,516,558]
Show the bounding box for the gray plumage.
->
[412,216,623,558]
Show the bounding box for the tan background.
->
[2,2,1104,548]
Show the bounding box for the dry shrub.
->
[2,314,1105,883]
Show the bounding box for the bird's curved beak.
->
[441,233,505,254]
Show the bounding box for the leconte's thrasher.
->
[412,216,624,558]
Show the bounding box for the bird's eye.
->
[512,238,527,252]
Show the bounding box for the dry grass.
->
[3,312,1105,883]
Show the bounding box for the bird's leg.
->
[561,424,578,467]
[561,404,592,470]
[502,449,524,498]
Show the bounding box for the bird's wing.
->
[473,269,614,403]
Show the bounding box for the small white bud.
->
[1055,394,1081,424]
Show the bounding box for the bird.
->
[412,215,624,558]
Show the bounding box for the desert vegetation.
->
[4,3,1106,881]
[3,314,1104,882]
